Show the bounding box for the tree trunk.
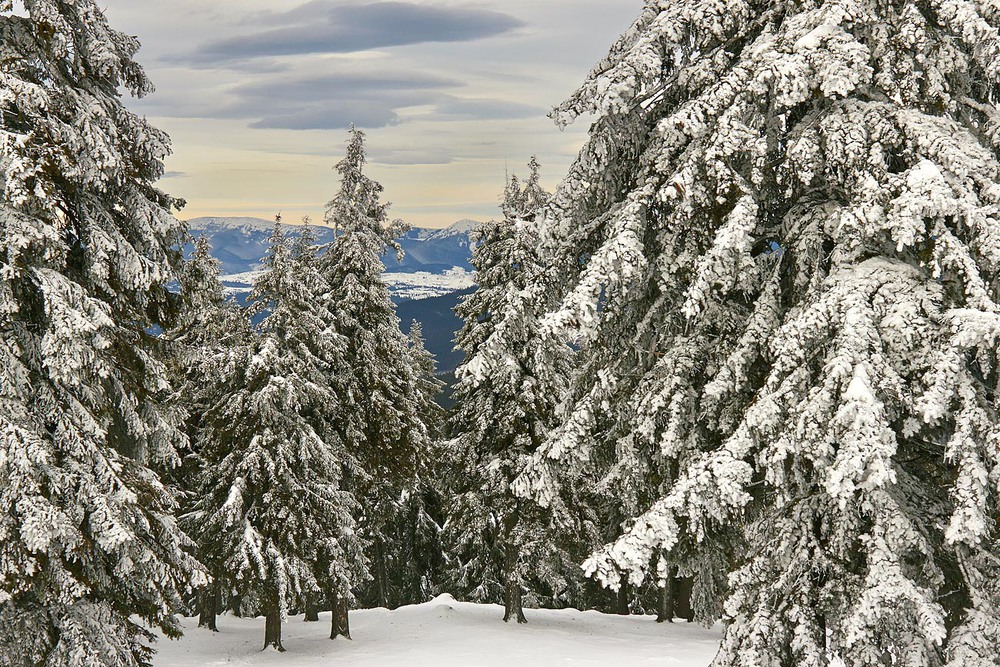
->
[674,577,695,622]
[210,581,220,631]
[231,590,242,618]
[375,538,389,609]
[408,502,424,606]
[198,581,219,631]
[503,579,527,624]
[304,592,319,622]
[502,546,526,624]
[616,579,630,616]
[330,587,352,639]
[656,567,676,623]
[263,605,285,652]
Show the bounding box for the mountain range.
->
[187,216,479,376]
[187,216,477,276]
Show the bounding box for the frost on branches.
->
[0,2,203,665]
[449,160,589,623]
[193,220,365,652]
[321,129,442,616]
[376,320,447,608]
[165,235,250,632]
[321,127,428,497]
[515,0,1000,664]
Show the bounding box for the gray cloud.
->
[230,69,458,129]
[186,2,524,66]
[367,146,455,165]
[231,70,460,103]
[99,0,640,228]
[431,96,545,121]
[129,62,544,130]
[250,104,401,130]
[193,70,546,130]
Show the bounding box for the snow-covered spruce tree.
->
[448,160,587,623]
[164,236,251,632]
[172,237,246,353]
[0,2,204,664]
[321,128,435,628]
[195,220,364,652]
[373,321,448,608]
[502,1,1000,664]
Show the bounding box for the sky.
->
[100,1,641,229]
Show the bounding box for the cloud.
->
[127,62,546,130]
[160,69,543,130]
[240,94,546,131]
[134,2,540,131]
[186,1,524,66]
[367,146,455,165]
[230,70,460,103]
[250,104,402,130]
[430,96,545,121]
[230,69,459,129]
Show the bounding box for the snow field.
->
[153,594,723,666]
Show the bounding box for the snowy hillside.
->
[186,216,276,233]
[219,267,474,302]
[383,267,474,301]
[187,216,479,279]
[152,595,723,666]
[414,217,480,240]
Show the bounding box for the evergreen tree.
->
[409,321,446,439]
[194,220,364,651]
[173,237,238,348]
[506,1,1000,664]
[320,129,437,627]
[165,236,250,633]
[0,2,203,664]
[448,160,585,623]
[380,321,447,608]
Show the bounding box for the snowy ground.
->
[152,595,723,666]
[382,268,474,300]
[220,267,474,301]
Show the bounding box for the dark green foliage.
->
[0,2,202,664]
[443,160,593,620]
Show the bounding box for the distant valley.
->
[187,217,480,275]
[187,216,479,376]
